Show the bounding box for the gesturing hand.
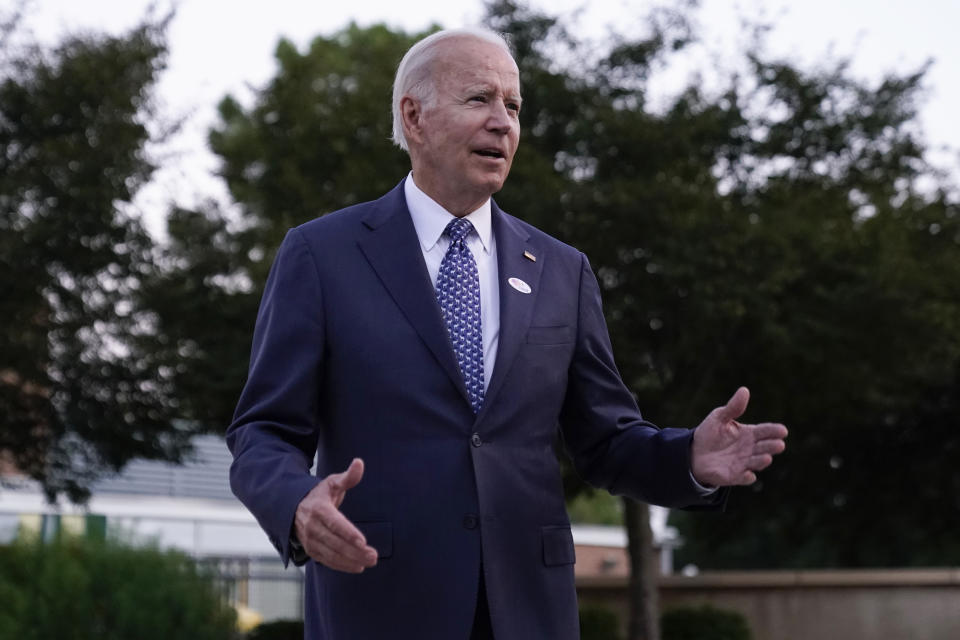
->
[294,458,378,573]
[691,387,788,487]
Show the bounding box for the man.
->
[227,27,787,639]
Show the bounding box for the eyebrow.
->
[466,85,523,103]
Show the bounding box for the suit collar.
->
[358,180,473,407]
[478,202,544,418]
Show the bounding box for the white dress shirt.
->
[404,173,500,390]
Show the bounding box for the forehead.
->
[432,38,521,95]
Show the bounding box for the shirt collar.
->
[404,172,492,254]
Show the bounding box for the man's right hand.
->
[294,458,378,573]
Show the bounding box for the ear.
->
[400,95,426,146]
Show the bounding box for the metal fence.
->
[199,555,305,622]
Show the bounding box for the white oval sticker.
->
[508,277,532,294]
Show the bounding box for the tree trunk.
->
[623,498,660,640]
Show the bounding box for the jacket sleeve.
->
[226,228,324,566]
[558,252,723,509]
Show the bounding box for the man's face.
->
[409,38,521,215]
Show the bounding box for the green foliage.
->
[210,23,419,240]
[0,536,236,639]
[245,619,304,640]
[580,605,623,640]
[580,607,622,640]
[0,11,194,501]
[666,55,960,569]
[139,202,262,433]
[142,22,433,431]
[567,489,624,526]
[661,605,751,640]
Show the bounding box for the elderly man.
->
[227,27,787,640]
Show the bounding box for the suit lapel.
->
[356,183,470,406]
[479,203,544,417]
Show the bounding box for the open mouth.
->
[474,149,505,159]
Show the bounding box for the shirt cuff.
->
[289,534,309,565]
[690,470,718,495]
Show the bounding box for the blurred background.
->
[2,1,959,639]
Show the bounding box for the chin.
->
[479,172,509,195]
[486,178,507,194]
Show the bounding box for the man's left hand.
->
[691,387,788,487]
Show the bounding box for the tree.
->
[0,12,194,501]
[665,55,960,569]
[142,23,423,432]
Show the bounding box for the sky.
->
[17,0,960,235]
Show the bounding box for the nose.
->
[486,99,513,134]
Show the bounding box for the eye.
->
[469,95,487,103]
[507,101,521,113]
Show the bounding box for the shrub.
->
[0,536,236,640]
[662,604,752,640]
[580,605,622,640]
[245,619,304,639]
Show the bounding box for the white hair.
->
[391,27,515,152]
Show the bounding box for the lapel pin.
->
[508,277,532,294]
[523,250,537,262]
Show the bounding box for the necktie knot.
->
[444,218,474,244]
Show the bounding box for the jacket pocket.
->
[526,325,574,345]
[541,525,576,566]
[356,521,393,559]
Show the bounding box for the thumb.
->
[718,387,750,422]
[331,458,365,492]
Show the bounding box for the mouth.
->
[473,148,506,160]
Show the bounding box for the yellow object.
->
[234,604,264,632]
[18,514,42,536]
[61,515,85,535]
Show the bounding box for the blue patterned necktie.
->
[436,218,484,413]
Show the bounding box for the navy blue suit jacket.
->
[227,179,714,639]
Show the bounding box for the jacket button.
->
[463,514,479,529]
[470,433,482,447]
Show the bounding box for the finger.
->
[309,537,362,573]
[315,503,372,549]
[308,536,374,574]
[718,387,750,422]
[307,515,378,568]
[328,458,366,493]
[752,439,786,456]
[746,453,774,471]
[313,527,378,569]
[738,470,757,485]
[751,422,788,440]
